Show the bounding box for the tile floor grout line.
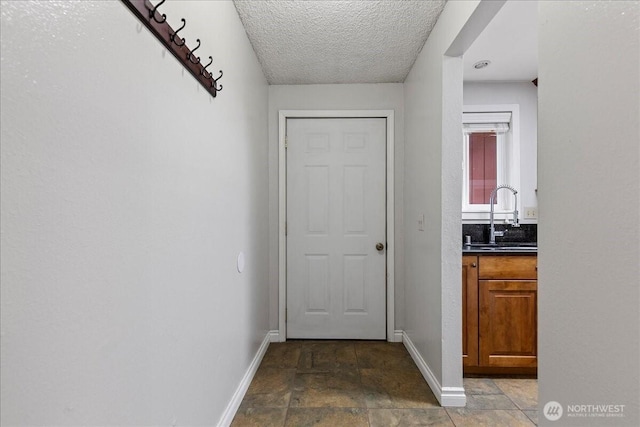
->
[443,406,458,427]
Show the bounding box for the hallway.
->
[231,341,538,426]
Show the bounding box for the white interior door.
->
[286,118,386,339]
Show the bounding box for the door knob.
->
[376,242,385,251]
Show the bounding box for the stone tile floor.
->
[232,341,538,426]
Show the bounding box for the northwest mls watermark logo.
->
[544,401,626,421]
[544,401,563,421]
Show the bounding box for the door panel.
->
[479,280,538,368]
[286,118,386,339]
[463,255,479,367]
[306,255,329,313]
[306,166,329,233]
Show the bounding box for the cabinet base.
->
[464,366,537,376]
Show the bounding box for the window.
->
[462,106,520,222]
[468,132,497,205]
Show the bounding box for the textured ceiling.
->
[233,0,446,84]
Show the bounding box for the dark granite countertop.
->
[462,243,537,255]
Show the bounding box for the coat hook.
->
[202,56,213,78]
[212,70,223,92]
[170,18,186,46]
[149,0,167,24]
[187,39,201,64]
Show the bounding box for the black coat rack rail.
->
[121,0,223,97]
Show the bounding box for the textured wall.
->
[538,1,640,425]
[403,0,485,400]
[0,1,269,425]
[267,83,405,331]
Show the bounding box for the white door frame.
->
[278,110,395,342]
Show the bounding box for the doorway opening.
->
[277,110,396,342]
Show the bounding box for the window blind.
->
[463,112,511,134]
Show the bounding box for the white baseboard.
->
[217,330,276,426]
[269,330,281,342]
[392,329,404,343]
[441,386,467,407]
[401,331,466,407]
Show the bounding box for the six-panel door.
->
[286,118,386,339]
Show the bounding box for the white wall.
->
[268,84,406,330]
[403,0,501,404]
[404,39,445,394]
[0,1,269,425]
[463,81,538,223]
[538,1,639,425]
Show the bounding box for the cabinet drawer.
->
[478,255,537,279]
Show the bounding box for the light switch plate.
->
[418,213,425,231]
[524,207,538,219]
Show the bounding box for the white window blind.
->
[463,112,511,134]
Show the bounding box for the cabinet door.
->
[462,256,479,367]
[479,280,537,368]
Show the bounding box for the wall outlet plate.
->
[418,213,425,231]
[524,207,538,219]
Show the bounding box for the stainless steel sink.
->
[476,246,537,251]
[464,243,537,251]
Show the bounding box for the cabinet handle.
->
[471,263,477,268]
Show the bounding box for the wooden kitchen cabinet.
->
[462,255,479,367]
[478,255,537,280]
[463,254,537,374]
[479,279,537,368]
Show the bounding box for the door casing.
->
[278,110,396,342]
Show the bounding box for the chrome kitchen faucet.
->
[489,185,520,244]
